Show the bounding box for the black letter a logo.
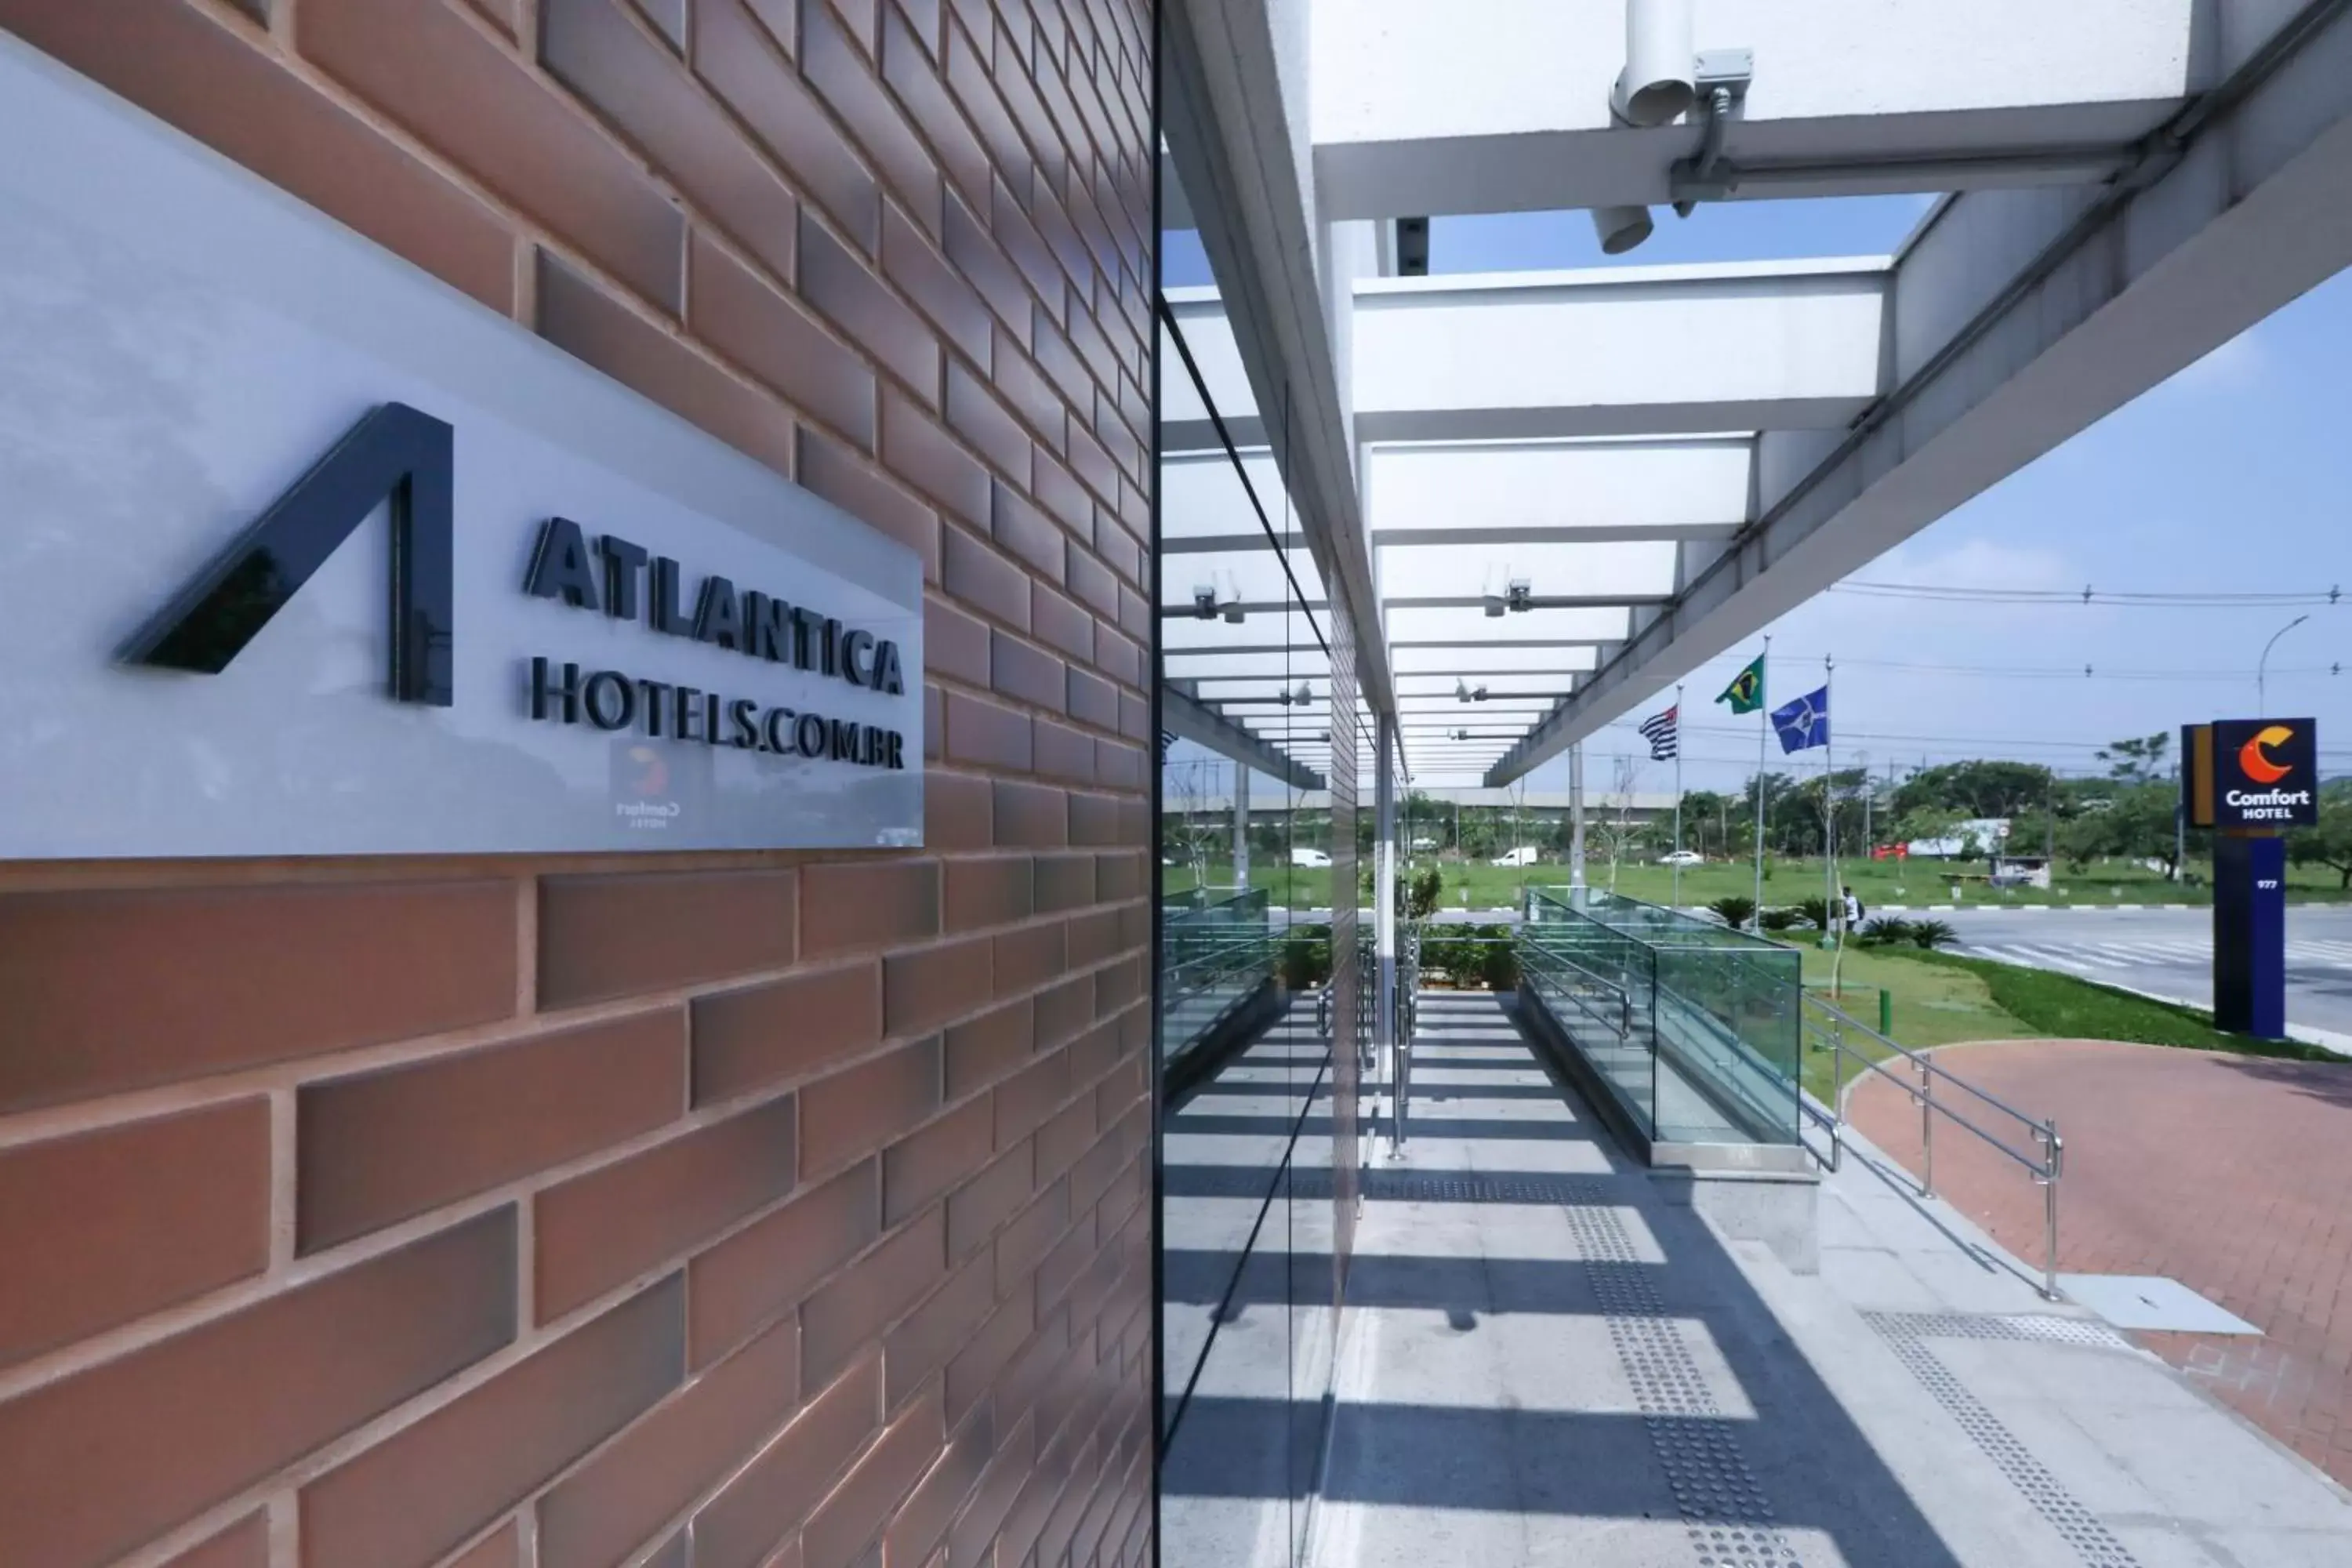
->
[122,401,456,706]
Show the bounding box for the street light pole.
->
[2258,614,2310,711]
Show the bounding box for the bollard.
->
[1878,987,1893,1036]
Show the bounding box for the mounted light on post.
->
[1191,585,1219,620]
[1506,579,1533,613]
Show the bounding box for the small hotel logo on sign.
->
[2186,718,2319,828]
[121,401,456,703]
[122,402,909,774]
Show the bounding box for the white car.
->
[1658,850,1704,866]
[1290,848,1332,869]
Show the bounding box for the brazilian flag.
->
[1716,654,1766,715]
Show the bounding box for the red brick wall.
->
[0,3,1156,1566]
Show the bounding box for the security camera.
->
[1192,586,1218,620]
[1507,580,1533,612]
[1611,0,1695,127]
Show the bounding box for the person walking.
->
[1841,884,1864,934]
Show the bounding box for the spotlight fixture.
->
[1222,601,1246,625]
[1590,205,1655,256]
[1482,593,1505,619]
[1455,678,1471,702]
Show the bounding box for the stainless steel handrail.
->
[1519,944,1636,1039]
[1390,923,1421,1152]
[1802,993,2065,1300]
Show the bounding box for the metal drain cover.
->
[2058,1275,2261,1335]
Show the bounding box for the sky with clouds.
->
[1163,194,2352,800]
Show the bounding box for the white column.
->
[1232,763,1250,889]
[1568,742,1588,896]
[1376,713,1399,1145]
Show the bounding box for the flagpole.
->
[1828,653,1845,995]
[1824,653,1837,953]
[1672,684,1685,911]
[1754,636,1769,922]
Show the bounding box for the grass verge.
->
[1891,948,2339,1062]
[1795,946,2038,1104]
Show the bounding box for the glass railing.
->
[1520,887,1802,1146]
[1161,884,1277,1066]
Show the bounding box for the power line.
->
[1833,581,2344,608]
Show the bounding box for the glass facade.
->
[1153,164,1370,1566]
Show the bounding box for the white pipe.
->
[1613,0,1695,128]
[1591,204,1655,255]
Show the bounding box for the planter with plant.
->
[1707,895,1757,931]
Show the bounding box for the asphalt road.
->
[1934,905,2352,1041]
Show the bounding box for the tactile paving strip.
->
[1863,1312,2141,1568]
[1567,1205,1805,1568]
[1367,1171,1617,1205]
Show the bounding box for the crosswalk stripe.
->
[1987,943,2095,973]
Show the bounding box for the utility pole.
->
[1859,750,1871,857]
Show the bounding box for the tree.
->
[1890,760,2055,820]
[2060,779,2193,878]
[2289,781,2352,888]
[2096,732,2172,785]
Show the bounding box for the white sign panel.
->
[0,38,922,857]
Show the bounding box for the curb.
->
[1875,903,2200,914]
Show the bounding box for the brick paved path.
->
[1849,1038,2352,1485]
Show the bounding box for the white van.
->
[1290,848,1332,869]
[1492,846,1542,867]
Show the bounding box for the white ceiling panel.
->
[1385,605,1628,644]
[1375,539,1679,601]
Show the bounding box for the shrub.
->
[1281,926,1332,989]
[1481,934,1521,990]
[1707,895,1757,930]
[1406,866,1444,920]
[1797,895,1833,931]
[1908,918,1958,950]
[1757,906,1802,933]
[1857,916,1916,947]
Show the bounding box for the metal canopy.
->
[1161,1,2352,789]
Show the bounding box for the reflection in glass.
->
[1156,170,1356,1567]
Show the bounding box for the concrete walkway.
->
[1305,993,2352,1567]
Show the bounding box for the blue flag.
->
[1771,685,1830,753]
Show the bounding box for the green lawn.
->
[1162,853,2352,912]
[1787,942,2339,1105]
[1795,946,2038,1105]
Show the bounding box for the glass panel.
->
[1519,887,1804,1147]
[1156,171,1359,1568]
[1158,160,1316,1566]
